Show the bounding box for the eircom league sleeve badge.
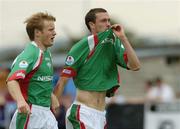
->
[19,60,28,68]
[65,56,74,66]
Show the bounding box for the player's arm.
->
[54,39,88,99]
[111,24,140,71]
[53,76,69,100]
[7,80,30,114]
[51,93,60,113]
[6,47,36,114]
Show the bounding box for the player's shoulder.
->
[71,36,88,50]
[77,35,88,45]
[22,41,40,57]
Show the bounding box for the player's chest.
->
[38,54,53,75]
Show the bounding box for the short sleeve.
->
[114,37,128,69]
[7,50,35,81]
[61,38,89,78]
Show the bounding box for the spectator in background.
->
[144,79,154,100]
[0,67,15,128]
[146,77,175,103]
[105,89,126,105]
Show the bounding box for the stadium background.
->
[0,0,180,129]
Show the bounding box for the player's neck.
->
[34,40,47,51]
[91,31,97,35]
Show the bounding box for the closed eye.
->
[100,18,110,23]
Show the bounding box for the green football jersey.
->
[61,29,128,96]
[7,41,53,107]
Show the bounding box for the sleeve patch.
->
[19,60,29,68]
[65,56,75,66]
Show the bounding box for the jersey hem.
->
[76,84,120,92]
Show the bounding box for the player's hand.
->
[51,93,60,114]
[111,24,125,37]
[17,100,31,114]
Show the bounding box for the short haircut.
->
[85,8,107,31]
[24,12,56,41]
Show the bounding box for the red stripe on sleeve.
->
[61,67,77,78]
[7,70,26,81]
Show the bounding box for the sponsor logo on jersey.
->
[47,62,52,68]
[16,72,25,78]
[45,57,50,61]
[101,38,114,44]
[65,56,74,66]
[37,76,53,81]
[19,60,28,68]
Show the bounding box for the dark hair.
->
[155,77,162,83]
[24,12,56,41]
[146,80,153,86]
[85,8,107,31]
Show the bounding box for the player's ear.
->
[34,29,41,36]
[89,22,95,30]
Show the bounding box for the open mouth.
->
[51,37,54,41]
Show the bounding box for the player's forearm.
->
[51,93,60,110]
[53,76,69,99]
[118,35,140,71]
[7,80,26,103]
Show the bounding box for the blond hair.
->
[24,12,56,41]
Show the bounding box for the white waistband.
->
[31,104,50,111]
[73,101,106,115]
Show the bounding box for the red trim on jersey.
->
[104,122,107,129]
[87,34,99,60]
[77,105,86,129]
[24,104,32,129]
[7,70,26,81]
[123,52,128,64]
[94,34,98,46]
[113,86,119,94]
[61,67,77,77]
[87,51,95,59]
[19,54,43,100]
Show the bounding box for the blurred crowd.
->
[106,76,179,106]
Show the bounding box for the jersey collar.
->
[31,41,44,53]
[31,41,38,47]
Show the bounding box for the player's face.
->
[93,12,111,33]
[40,20,56,48]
